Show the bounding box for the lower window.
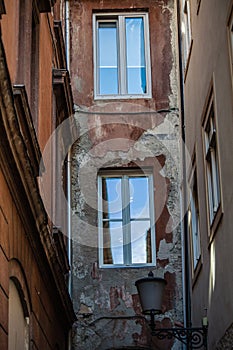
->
[98,169,156,268]
[203,93,221,224]
[188,169,201,271]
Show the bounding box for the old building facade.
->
[2,0,233,349]
[179,0,233,348]
[0,0,76,349]
[69,0,184,349]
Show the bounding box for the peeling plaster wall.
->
[70,0,183,349]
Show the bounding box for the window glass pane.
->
[103,222,123,264]
[98,22,118,94]
[131,221,151,263]
[190,189,200,266]
[102,177,122,219]
[129,176,149,218]
[125,17,146,94]
[214,152,220,207]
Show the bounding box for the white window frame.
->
[203,95,221,225]
[98,169,156,268]
[188,170,201,271]
[181,0,192,68]
[93,12,152,100]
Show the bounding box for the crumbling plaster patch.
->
[158,238,174,260]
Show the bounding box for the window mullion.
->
[207,164,214,223]
[98,176,104,266]
[144,14,151,95]
[210,149,219,212]
[122,176,131,265]
[118,16,127,94]
[148,175,155,260]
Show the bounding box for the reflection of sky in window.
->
[107,221,150,264]
[126,18,145,66]
[129,177,149,218]
[108,222,123,264]
[102,176,152,264]
[131,221,150,263]
[125,17,146,94]
[103,176,149,219]
[102,178,122,219]
[98,22,118,94]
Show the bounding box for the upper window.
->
[181,0,192,68]
[93,13,151,99]
[98,169,155,268]
[203,94,221,225]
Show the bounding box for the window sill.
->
[94,93,152,101]
[208,202,223,246]
[99,263,156,269]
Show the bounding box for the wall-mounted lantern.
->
[135,272,208,349]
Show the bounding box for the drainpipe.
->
[64,3,73,349]
[66,148,73,350]
[67,149,72,296]
[176,0,192,336]
[65,0,70,70]
[64,0,72,296]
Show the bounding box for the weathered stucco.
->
[70,0,183,348]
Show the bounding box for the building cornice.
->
[13,85,44,176]
[53,68,74,118]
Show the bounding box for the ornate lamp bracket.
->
[151,325,208,349]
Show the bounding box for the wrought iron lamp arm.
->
[149,313,208,349]
[152,326,208,349]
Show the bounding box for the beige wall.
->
[182,0,233,347]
